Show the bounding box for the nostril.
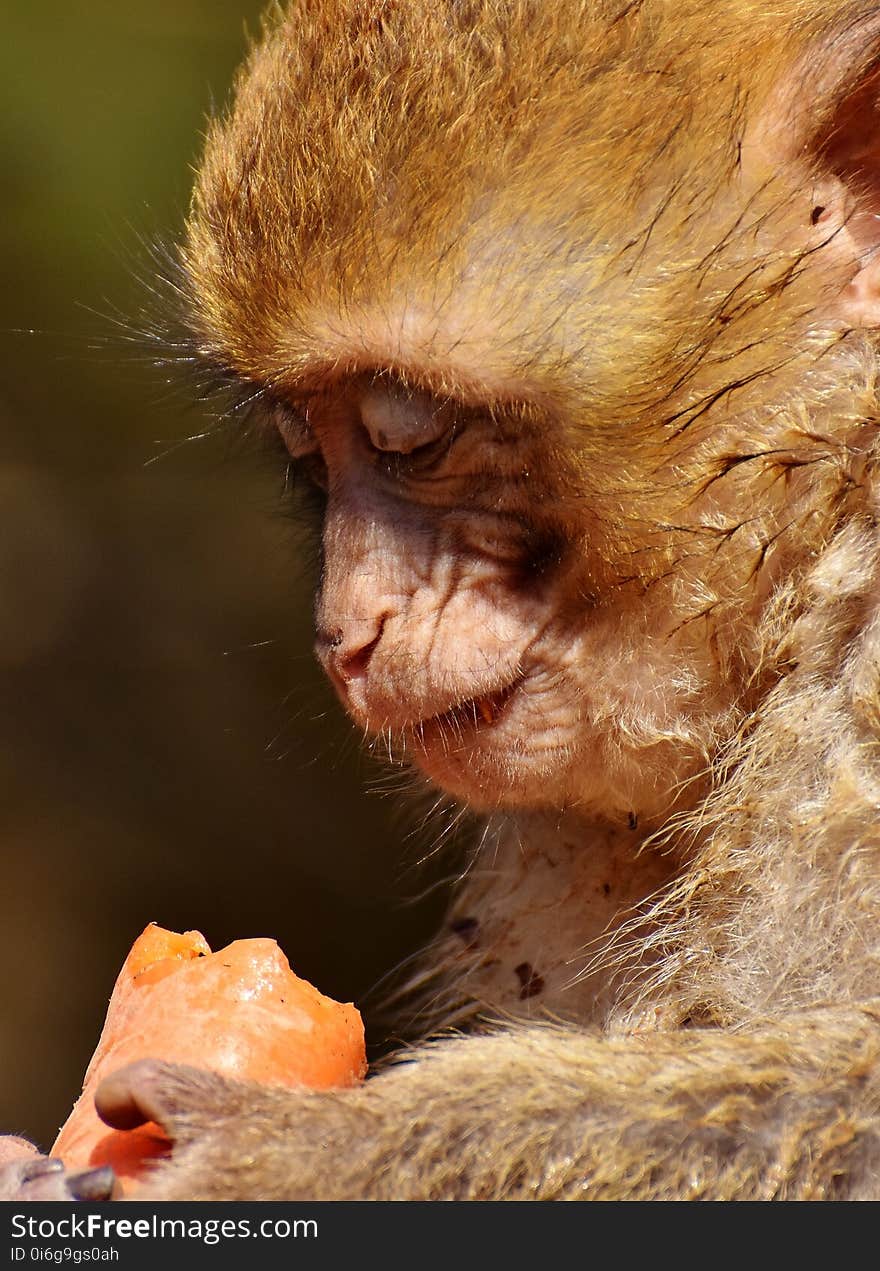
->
[318,615,388,685]
[338,629,383,681]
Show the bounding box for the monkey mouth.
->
[420,678,522,736]
[401,671,571,810]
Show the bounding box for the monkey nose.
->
[316,617,386,690]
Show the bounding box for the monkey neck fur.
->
[422,808,679,1029]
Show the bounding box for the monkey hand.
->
[94,1059,368,1201]
[93,1006,880,1201]
[0,1137,116,1201]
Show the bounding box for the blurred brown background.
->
[0,1,454,1149]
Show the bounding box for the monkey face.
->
[272,376,574,811]
[267,373,755,819]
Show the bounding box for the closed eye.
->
[376,427,458,478]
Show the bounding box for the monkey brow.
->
[210,356,546,428]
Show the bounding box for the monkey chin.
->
[403,698,712,822]
[410,736,690,820]
[396,702,589,815]
[411,740,573,813]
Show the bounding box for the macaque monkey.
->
[9,0,880,1200]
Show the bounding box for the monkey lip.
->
[418,678,522,736]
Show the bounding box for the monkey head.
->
[179,0,880,820]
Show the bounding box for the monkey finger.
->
[0,1157,116,1202]
[95,1059,182,1132]
[95,1059,248,1141]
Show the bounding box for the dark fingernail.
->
[22,1158,65,1182]
[67,1166,116,1201]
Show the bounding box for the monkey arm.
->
[97,1005,880,1200]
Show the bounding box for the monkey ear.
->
[792,22,880,326]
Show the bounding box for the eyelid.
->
[394,429,455,465]
[360,386,456,454]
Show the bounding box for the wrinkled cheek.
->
[364,594,544,722]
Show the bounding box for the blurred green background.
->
[0,1,453,1149]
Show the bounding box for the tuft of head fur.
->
[183,0,872,403]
